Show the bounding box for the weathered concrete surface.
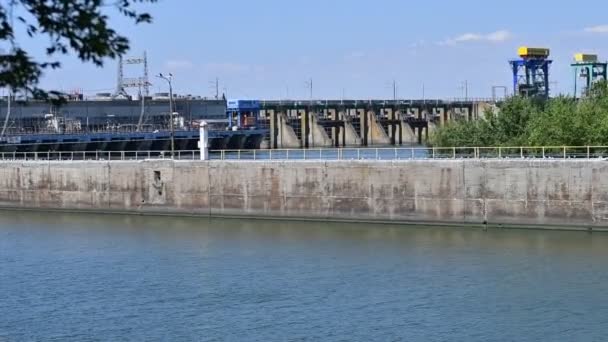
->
[275,112,300,148]
[362,111,391,145]
[397,120,417,145]
[338,111,362,146]
[343,121,362,146]
[308,113,333,148]
[401,122,417,144]
[0,160,607,229]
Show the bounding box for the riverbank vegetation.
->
[431,82,608,147]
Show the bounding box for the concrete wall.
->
[1,160,607,229]
[362,111,390,145]
[398,121,417,145]
[275,112,301,148]
[338,111,362,146]
[343,121,362,146]
[395,111,417,145]
[308,113,333,148]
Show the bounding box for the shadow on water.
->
[1,209,605,258]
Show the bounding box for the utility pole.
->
[137,85,145,132]
[392,80,397,101]
[310,78,313,100]
[305,78,313,103]
[422,83,426,103]
[215,77,219,100]
[459,81,469,101]
[157,73,175,159]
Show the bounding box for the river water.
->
[1,211,608,341]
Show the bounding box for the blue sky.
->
[23,0,608,99]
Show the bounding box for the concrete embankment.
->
[0,160,607,230]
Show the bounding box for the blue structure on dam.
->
[509,46,552,99]
[226,99,260,130]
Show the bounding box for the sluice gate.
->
[260,100,491,148]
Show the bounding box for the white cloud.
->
[584,25,608,34]
[165,59,194,70]
[439,30,513,46]
[486,30,512,42]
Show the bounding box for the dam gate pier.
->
[260,99,492,149]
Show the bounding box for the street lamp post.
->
[157,73,175,158]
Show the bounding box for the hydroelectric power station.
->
[0,47,605,152]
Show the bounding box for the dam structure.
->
[0,46,595,153]
[0,96,496,152]
[0,156,607,230]
[260,99,495,149]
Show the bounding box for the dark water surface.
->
[1,211,608,341]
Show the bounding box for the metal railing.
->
[1,146,608,162]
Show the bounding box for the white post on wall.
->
[198,120,209,160]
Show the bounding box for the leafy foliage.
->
[0,0,155,101]
[431,82,608,147]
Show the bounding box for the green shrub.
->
[431,81,608,147]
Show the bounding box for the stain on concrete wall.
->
[0,159,606,228]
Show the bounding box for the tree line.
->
[431,82,608,147]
